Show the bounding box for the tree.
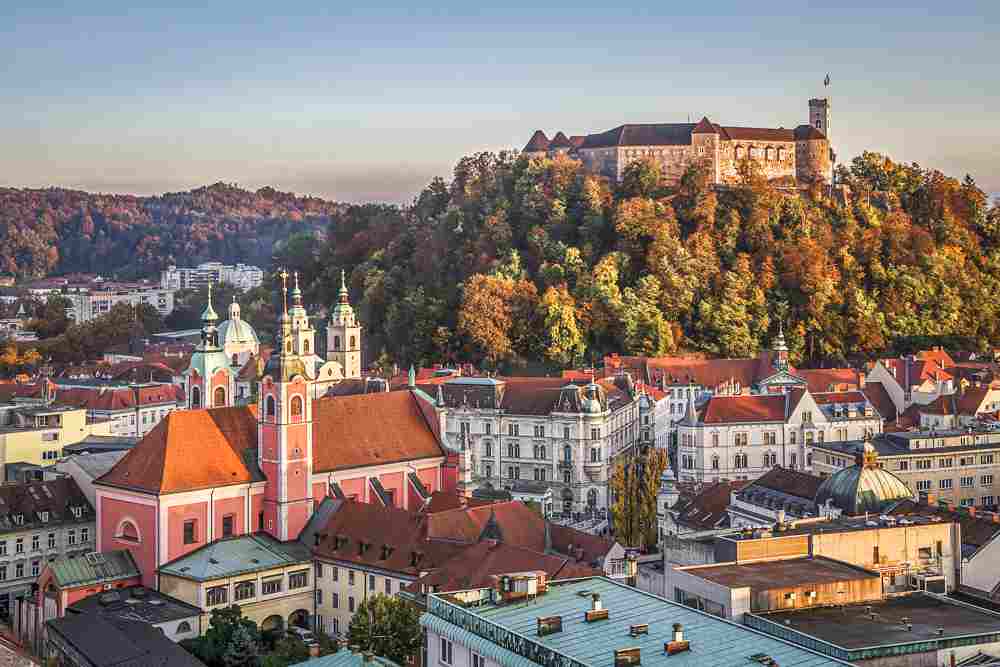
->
[222,623,260,667]
[183,605,260,667]
[347,594,422,665]
[618,158,662,199]
[609,446,668,549]
[537,284,586,367]
[28,295,71,339]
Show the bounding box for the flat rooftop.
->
[757,594,1000,650]
[724,513,948,540]
[429,577,848,667]
[681,557,879,589]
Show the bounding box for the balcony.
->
[558,459,574,469]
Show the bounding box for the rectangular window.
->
[916,459,933,470]
[206,586,228,606]
[31,535,39,551]
[711,433,719,447]
[348,570,355,585]
[31,561,39,577]
[349,596,355,612]
[315,563,323,578]
[262,578,283,595]
[734,433,748,447]
[939,479,953,490]
[982,496,995,507]
[983,475,995,486]
[222,514,234,538]
[563,426,570,440]
[258,512,265,531]
[982,454,995,465]
[81,528,89,543]
[333,593,339,608]
[316,589,323,605]
[289,570,308,589]
[961,476,975,488]
[0,541,5,557]
[960,498,975,507]
[916,480,932,491]
[484,423,492,435]
[898,460,910,471]
[0,566,6,581]
[47,533,55,549]
[15,563,24,579]
[472,653,486,667]
[235,581,255,601]
[368,574,376,591]
[385,578,392,595]
[332,566,339,582]
[183,520,197,545]
[939,458,953,468]
[440,637,453,665]
[16,538,24,553]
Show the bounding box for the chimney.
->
[585,593,609,622]
[664,624,690,655]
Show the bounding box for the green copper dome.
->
[814,440,913,515]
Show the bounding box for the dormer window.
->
[39,511,49,523]
[12,514,23,526]
[70,506,82,519]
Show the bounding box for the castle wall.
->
[796,139,832,184]
[718,140,797,184]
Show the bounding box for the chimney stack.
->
[664,623,690,655]
[672,624,684,644]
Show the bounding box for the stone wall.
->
[718,140,797,184]
[796,139,831,184]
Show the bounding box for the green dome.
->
[814,441,913,515]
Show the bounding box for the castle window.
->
[214,386,226,407]
[777,148,785,160]
[304,339,310,354]
[765,147,773,160]
[232,353,238,366]
[266,396,276,418]
[334,336,341,351]
[191,386,201,409]
[735,146,744,159]
[350,336,356,349]
[291,396,303,418]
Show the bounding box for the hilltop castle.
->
[523,98,833,187]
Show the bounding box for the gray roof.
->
[68,585,201,625]
[63,435,137,455]
[64,451,129,480]
[425,577,849,667]
[47,614,206,667]
[49,550,139,588]
[296,653,399,667]
[159,533,312,581]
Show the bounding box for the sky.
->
[1,1,998,203]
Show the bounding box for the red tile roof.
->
[701,394,787,424]
[419,491,494,514]
[674,481,747,530]
[548,523,614,564]
[917,348,956,368]
[425,501,547,552]
[810,391,868,405]
[862,381,897,423]
[311,391,444,473]
[95,406,259,494]
[748,466,822,501]
[523,130,550,152]
[794,368,861,393]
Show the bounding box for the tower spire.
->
[339,269,349,304]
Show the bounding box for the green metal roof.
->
[814,461,913,515]
[295,652,399,667]
[49,550,139,588]
[158,533,312,582]
[426,577,851,667]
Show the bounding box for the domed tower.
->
[326,270,362,379]
[814,438,913,515]
[218,296,260,368]
[259,270,314,541]
[287,272,316,361]
[773,322,790,372]
[182,283,234,409]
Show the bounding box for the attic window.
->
[12,514,23,525]
[39,511,49,523]
[71,506,83,519]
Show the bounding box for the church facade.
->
[94,273,456,587]
[524,98,833,187]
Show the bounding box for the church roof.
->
[96,390,446,495]
[218,317,259,346]
[523,130,550,152]
[814,443,913,515]
[691,117,717,134]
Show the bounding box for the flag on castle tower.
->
[824,73,831,87]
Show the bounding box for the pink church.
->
[94,274,457,586]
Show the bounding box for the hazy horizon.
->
[3,1,998,204]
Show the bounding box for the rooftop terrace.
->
[680,557,879,589]
[425,577,849,667]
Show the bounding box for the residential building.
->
[65,284,175,323]
[434,374,640,515]
[0,404,113,480]
[812,427,1000,508]
[45,612,206,667]
[54,383,181,438]
[423,576,850,667]
[0,478,95,616]
[664,556,882,621]
[675,388,882,483]
[746,594,1000,666]
[309,496,622,638]
[158,533,314,635]
[65,585,201,642]
[161,262,264,292]
[726,466,828,528]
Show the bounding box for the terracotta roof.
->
[646,356,763,391]
[891,500,1000,550]
[810,391,868,405]
[0,381,51,402]
[700,394,787,424]
[580,123,695,149]
[720,126,796,142]
[95,406,259,494]
[917,348,956,368]
[794,368,861,393]
[957,387,991,416]
[425,501,547,552]
[748,466,823,501]
[793,125,827,140]
[0,478,93,534]
[311,390,444,473]
[403,540,598,594]
[549,131,572,149]
[54,384,179,413]
[674,481,746,530]
[523,130,550,152]
[419,491,494,514]
[882,358,953,387]
[313,500,465,575]
[548,523,614,564]
[691,117,717,134]
[862,381,897,423]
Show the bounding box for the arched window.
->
[232,353,238,366]
[303,339,310,354]
[116,520,140,543]
[333,336,341,351]
[266,396,276,418]
[214,387,226,407]
[285,340,292,353]
[734,455,743,469]
[742,454,749,468]
[587,489,598,508]
[290,396,303,418]
[711,455,719,470]
[777,147,785,160]
[735,146,744,160]
[484,441,492,457]
[177,621,192,634]
[350,336,356,349]
[191,386,201,409]
[564,444,571,463]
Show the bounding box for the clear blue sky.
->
[2,1,997,202]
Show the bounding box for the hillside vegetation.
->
[0,182,340,278]
[295,151,999,370]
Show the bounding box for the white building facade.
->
[160,262,264,292]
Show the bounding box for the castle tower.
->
[259,270,314,541]
[773,322,790,372]
[327,270,362,379]
[808,98,830,139]
[183,283,234,409]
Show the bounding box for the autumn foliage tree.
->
[609,446,668,550]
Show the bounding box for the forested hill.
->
[0,182,342,278]
[295,151,999,370]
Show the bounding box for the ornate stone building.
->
[523,98,833,186]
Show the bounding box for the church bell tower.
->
[326,270,362,379]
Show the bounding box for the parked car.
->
[287,626,318,646]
